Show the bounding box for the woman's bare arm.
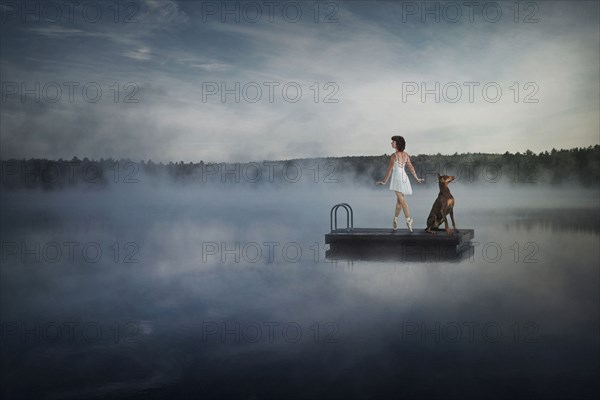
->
[376,155,396,185]
[406,154,424,183]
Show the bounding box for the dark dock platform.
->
[325,204,475,262]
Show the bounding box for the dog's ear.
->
[437,173,441,179]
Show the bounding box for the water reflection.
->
[501,208,600,234]
[1,186,598,399]
[325,243,475,263]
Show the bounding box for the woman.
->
[376,136,424,232]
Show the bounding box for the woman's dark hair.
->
[391,136,406,152]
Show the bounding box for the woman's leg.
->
[394,194,402,217]
[395,192,411,219]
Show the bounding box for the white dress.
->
[389,152,413,195]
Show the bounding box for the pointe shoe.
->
[392,217,398,230]
[406,217,413,232]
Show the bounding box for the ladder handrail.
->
[330,203,354,232]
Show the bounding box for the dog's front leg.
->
[449,208,459,233]
[443,217,451,235]
[440,207,451,235]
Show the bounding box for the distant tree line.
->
[1,145,598,190]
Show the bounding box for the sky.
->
[0,0,599,162]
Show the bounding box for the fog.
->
[2,0,599,397]
[1,182,599,399]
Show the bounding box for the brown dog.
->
[425,174,459,235]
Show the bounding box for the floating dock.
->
[325,203,474,262]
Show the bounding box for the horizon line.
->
[1,144,599,164]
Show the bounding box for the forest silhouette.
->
[1,145,598,190]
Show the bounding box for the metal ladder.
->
[330,203,354,232]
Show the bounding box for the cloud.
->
[188,63,232,72]
[141,0,189,25]
[124,47,152,61]
[0,1,598,162]
[26,26,87,37]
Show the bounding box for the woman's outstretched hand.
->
[376,181,385,185]
[416,178,424,183]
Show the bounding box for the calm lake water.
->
[1,184,599,399]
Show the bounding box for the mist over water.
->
[1,182,599,399]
